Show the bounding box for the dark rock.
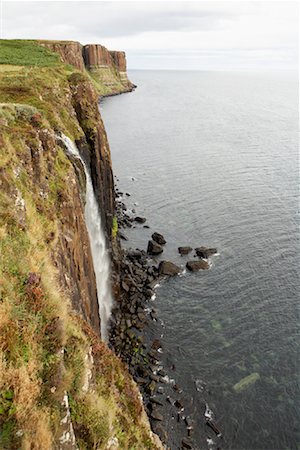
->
[146,380,157,395]
[134,216,146,224]
[125,192,131,196]
[206,420,222,437]
[150,410,164,421]
[151,339,161,350]
[173,383,182,393]
[174,399,184,409]
[143,225,150,228]
[186,260,209,271]
[152,232,166,245]
[166,396,175,405]
[195,246,217,258]
[150,397,163,406]
[158,260,181,276]
[147,240,163,255]
[182,437,194,449]
[121,281,130,292]
[178,246,192,255]
[151,423,168,443]
[118,232,128,241]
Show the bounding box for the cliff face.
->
[40,40,135,96]
[0,39,161,450]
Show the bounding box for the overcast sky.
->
[1,1,298,70]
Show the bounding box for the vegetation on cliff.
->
[0,40,160,449]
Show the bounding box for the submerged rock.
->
[134,216,146,224]
[152,232,166,245]
[195,246,217,258]
[158,261,181,276]
[186,260,209,271]
[147,240,163,255]
[233,372,260,393]
[178,246,192,255]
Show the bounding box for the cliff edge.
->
[0,39,161,449]
[39,40,136,96]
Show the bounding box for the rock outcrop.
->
[83,43,135,95]
[39,40,85,71]
[40,40,135,96]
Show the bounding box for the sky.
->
[1,1,298,70]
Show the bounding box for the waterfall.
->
[59,134,113,341]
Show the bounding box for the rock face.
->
[147,240,163,255]
[40,40,135,96]
[83,44,135,94]
[110,50,127,71]
[39,40,85,71]
[186,260,210,271]
[159,261,181,276]
[83,44,112,66]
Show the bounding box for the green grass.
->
[0,40,60,67]
[112,216,118,239]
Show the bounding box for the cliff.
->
[0,39,161,449]
[39,40,135,97]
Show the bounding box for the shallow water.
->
[101,70,299,450]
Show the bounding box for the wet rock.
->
[147,240,163,255]
[121,281,130,292]
[143,225,150,228]
[206,420,222,437]
[134,216,146,224]
[152,232,166,245]
[118,232,128,241]
[178,246,192,255]
[151,339,161,350]
[151,423,168,443]
[150,397,163,406]
[173,383,182,393]
[174,399,184,409]
[186,260,209,271]
[150,410,164,421]
[146,380,157,395]
[166,396,175,405]
[195,246,217,258]
[158,260,181,276]
[182,437,194,449]
[125,192,131,196]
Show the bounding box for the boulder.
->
[178,246,192,255]
[134,216,146,224]
[186,260,209,271]
[158,261,181,276]
[195,246,217,258]
[150,410,164,422]
[152,232,166,245]
[182,438,194,449]
[147,240,163,255]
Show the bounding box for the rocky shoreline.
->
[109,187,222,450]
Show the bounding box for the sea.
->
[100,70,299,450]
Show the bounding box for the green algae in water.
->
[233,372,260,393]
[211,319,222,332]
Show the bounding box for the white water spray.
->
[59,134,113,341]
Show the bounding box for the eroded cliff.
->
[0,39,161,449]
[40,40,135,96]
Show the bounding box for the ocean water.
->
[100,70,299,450]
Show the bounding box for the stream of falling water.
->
[59,134,113,341]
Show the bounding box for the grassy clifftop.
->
[0,40,161,449]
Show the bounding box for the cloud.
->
[2,1,298,70]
